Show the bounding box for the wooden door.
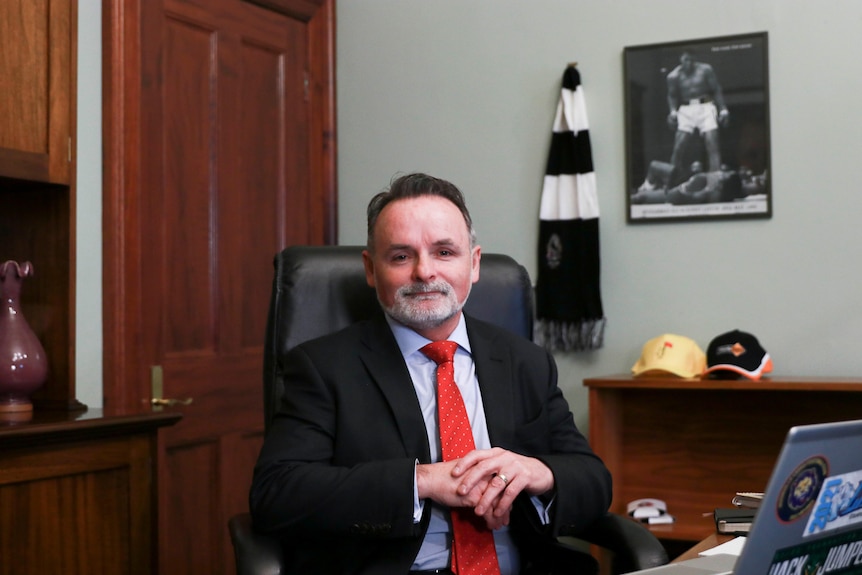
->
[102,0,336,573]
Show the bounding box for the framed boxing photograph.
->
[624,32,771,223]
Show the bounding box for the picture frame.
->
[624,32,771,223]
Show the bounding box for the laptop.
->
[630,418,862,574]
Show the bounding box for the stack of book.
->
[731,492,764,509]
[714,492,762,534]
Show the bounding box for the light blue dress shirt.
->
[386,314,525,574]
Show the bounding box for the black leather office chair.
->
[229,245,669,575]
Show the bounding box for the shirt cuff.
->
[531,494,554,525]
[413,459,423,523]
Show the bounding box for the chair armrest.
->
[225,510,667,575]
[571,512,669,573]
[228,513,286,575]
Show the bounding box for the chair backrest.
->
[262,245,534,432]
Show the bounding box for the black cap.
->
[704,330,773,380]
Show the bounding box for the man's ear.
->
[362,250,376,287]
[471,245,481,284]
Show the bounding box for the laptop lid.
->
[733,418,862,574]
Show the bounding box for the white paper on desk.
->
[699,536,747,557]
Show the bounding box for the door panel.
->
[102,0,335,573]
[237,30,308,346]
[162,441,220,573]
[159,15,218,355]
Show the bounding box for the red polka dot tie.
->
[421,341,501,575]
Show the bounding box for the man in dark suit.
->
[250,173,612,574]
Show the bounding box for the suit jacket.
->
[250,314,612,575]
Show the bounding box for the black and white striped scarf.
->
[535,66,606,351]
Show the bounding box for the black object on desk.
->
[714,507,757,535]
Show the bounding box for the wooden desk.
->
[0,409,180,575]
[673,534,734,562]
[584,375,862,550]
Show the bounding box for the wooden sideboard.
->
[584,375,862,552]
[0,409,180,574]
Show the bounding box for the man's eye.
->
[438,250,452,257]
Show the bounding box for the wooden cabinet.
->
[0,0,79,410]
[0,0,76,184]
[0,409,180,574]
[584,375,862,552]
[0,0,77,184]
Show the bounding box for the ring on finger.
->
[497,473,509,485]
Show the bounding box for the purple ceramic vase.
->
[0,261,48,412]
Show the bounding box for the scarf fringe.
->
[534,317,607,352]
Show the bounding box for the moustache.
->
[397,281,453,297]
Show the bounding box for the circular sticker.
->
[776,456,828,523]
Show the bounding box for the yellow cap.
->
[632,334,706,378]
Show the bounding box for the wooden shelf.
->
[0,0,79,411]
[0,407,180,447]
[584,374,862,545]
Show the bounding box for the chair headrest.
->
[262,245,534,430]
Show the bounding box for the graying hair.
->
[366,173,477,251]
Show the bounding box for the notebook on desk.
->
[629,418,862,575]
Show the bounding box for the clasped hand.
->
[417,447,554,530]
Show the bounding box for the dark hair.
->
[366,173,476,249]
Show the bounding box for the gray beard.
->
[381,280,469,331]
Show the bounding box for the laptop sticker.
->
[769,527,862,575]
[805,469,862,537]
[778,456,829,523]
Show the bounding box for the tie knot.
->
[420,340,458,365]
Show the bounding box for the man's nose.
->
[413,254,436,281]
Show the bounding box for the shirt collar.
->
[385,313,471,358]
